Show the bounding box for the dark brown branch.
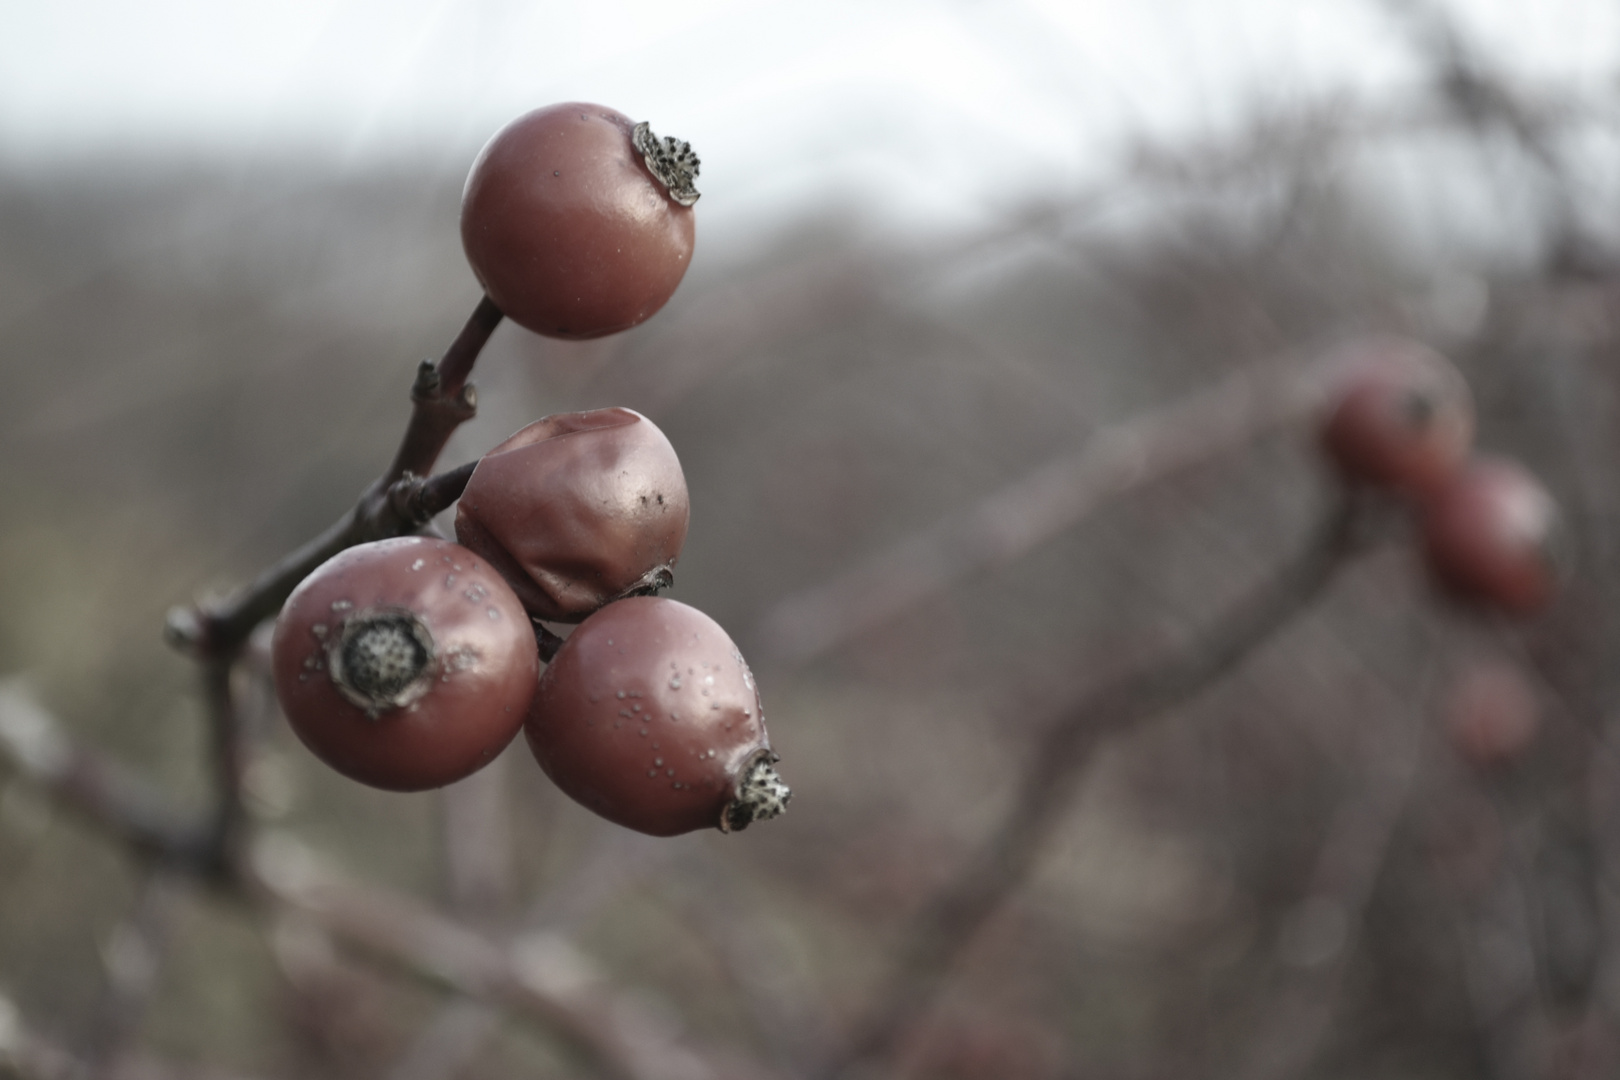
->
[407,461,478,523]
[166,297,501,660]
[821,494,1367,1079]
[200,657,249,879]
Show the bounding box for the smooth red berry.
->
[1422,458,1564,615]
[271,537,539,792]
[525,597,788,837]
[461,103,698,340]
[1319,337,1474,495]
[1442,660,1540,770]
[454,408,689,624]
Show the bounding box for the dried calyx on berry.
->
[525,596,789,837]
[631,121,701,206]
[271,537,539,792]
[326,608,436,716]
[723,750,793,833]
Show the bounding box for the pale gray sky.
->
[2,0,1616,234]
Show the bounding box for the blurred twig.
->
[87,871,183,1079]
[758,348,1337,667]
[1235,664,1428,1080]
[0,988,266,1080]
[439,755,513,924]
[661,851,833,1074]
[384,828,678,1080]
[0,680,206,868]
[822,492,1371,1078]
[249,836,763,1080]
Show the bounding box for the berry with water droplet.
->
[271,537,538,791]
[455,408,689,623]
[525,596,788,836]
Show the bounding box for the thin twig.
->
[166,296,501,660]
[1235,663,1428,1080]
[821,493,1368,1079]
[384,829,678,1080]
[199,658,248,879]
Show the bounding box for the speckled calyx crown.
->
[721,751,791,833]
[328,609,436,716]
[632,121,701,207]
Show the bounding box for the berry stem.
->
[436,293,503,398]
[167,298,501,660]
[200,654,250,879]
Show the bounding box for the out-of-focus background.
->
[5,1,1620,1077]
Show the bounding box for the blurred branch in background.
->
[0,682,776,1080]
[826,493,1371,1078]
[757,349,1337,668]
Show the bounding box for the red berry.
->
[461,103,698,340]
[1442,660,1540,770]
[454,408,689,624]
[271,537,539,792]
[1319,337,1474,495]
[525,597,788,837]
[1421,458,1564,615]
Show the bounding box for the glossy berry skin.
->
[1443,660,1540,770]
[455,408,689,624]
[272,537,539,792]
[525,597,788,837]
[1422,458,1563,615]
[461,103,695,340]
[1320,337,1474,495]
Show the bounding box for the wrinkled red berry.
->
[1422,458,1564,615]
[525,597,789,837]
[1320,337,1474,495]
[461,102,698,339]
[454,408,689,624]
[271,537,539,792]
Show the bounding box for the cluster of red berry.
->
[269,104,788,837]
[1320,338,1562,771]
[1320,336,1565,616]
